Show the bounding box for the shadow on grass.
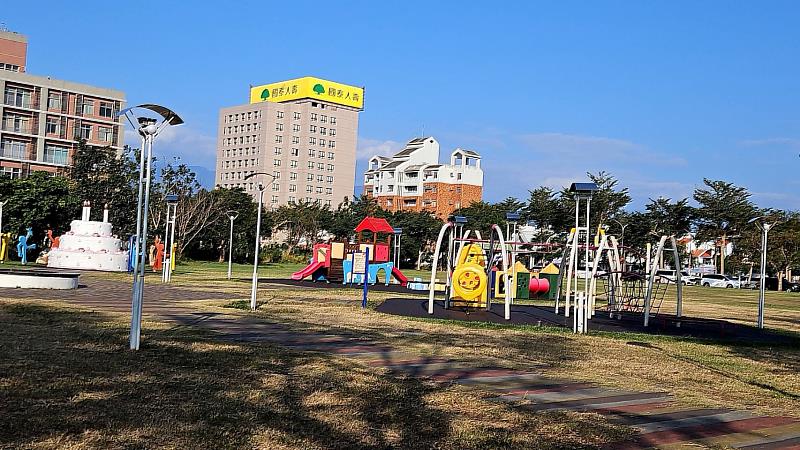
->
[0,303,450,449]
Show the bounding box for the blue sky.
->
[7,1,800,209]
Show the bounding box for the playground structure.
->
[426,215,560,321]
[291,216,408,286]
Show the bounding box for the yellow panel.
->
[249,76,364,109]
[331,242,345,260]
[541,262,560,274]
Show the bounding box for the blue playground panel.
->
[342,259,394,285]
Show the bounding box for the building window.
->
[309,137,316,145]
[0,166,22,178]
[292,124,301,132]
[81,101,94,115]
[274,147,282,155]
[308,149,315,157]
[276,111,284,119]
[320,115,327,123]
[327,164,334,172]
[4,87,32,108]
[271,195,279,204]
[79,124,92,140]
[99,102,114,118]
[329,129,336,136]
[328,141,336,148]
[272,183,280,191]
[273,159,281,167]
[307,161,315,169]
[47,93,62,110]
[310,125,317,133]
[293,112,301,120]
[326,187,332,195]
[288,196,296,203]
[292,136,299,144]
[44,144,69,165]
[310,113,317,121]
[306,185,312,193]
[275,135,282,143]
[276,123,283,131]
[318,152,325,159]
[316,186,323,194]
[46,118,60,135]
[98,126,113,142]
[326,176,333,183]
[330,117,337,125]
[317,174,324,182]
[319,139,326,147]
[306,174,313,182]
[290,160,298,168]
[290,172,297,180]
[1,139,27,159]
[291,148,299,156]
[289,184,297,192]
[317,162,324,170]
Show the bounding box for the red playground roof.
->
[354,216,395,234]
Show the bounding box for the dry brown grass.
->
[0,300,631,449]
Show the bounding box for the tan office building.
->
[0,29,125,178]
[216,76,363,209]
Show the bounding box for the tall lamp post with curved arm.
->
[243,171,277,310]
[226,210,239,280]
[116,104,184,351]
[748,216,779,329]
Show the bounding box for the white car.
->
[698,274,740,288]
[655,270,699,285]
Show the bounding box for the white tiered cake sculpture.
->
[48,201,129,272]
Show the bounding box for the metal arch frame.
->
[644,235,683,327]
[428,222,454,314]
[587,234,622,318]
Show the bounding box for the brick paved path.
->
[6,279,800,449]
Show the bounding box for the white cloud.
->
[124,126,217,168]
[518,132,686,165]
[739,138,800,150]
[356,137,404,160]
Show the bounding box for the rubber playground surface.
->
[376,298,799,345]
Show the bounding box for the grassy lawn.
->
[1,260,799,448]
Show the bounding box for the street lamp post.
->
[243,172,277,310]
[226,210,239,280]
[117,105,183,351]
[749,216,778,329]
[392,227,403,268]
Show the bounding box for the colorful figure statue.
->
[152,236,165,271]
[0,232,11,262]
[47,229,60,249]
[16,227,36,265]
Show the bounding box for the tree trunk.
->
[778,271,784,291]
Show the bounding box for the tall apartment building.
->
[215,76,363,209]
[0,30,125,178]
[363,137,483,219]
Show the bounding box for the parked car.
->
[698,274,740,288]
[747,277,800,292]
[655,269,699,285]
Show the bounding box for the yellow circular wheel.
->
[452,264,487,300]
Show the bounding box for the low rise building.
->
[363,137,483,219]
[0,29,125,178]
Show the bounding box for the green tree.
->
[451,201,506,238]
[388,210,442,269]
[273,201,333,253]
[69,141,139,237]
[693,179,756,274]
[0,172,74,249]
[645,197,695,237]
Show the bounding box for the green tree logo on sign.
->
[260,89,270,101]
[313,83,325,95]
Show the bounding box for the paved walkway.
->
[5,279,800,449]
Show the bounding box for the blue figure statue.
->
[16,227,36,265]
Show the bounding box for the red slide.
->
[391,266,409,287]
[292,261,324,280]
